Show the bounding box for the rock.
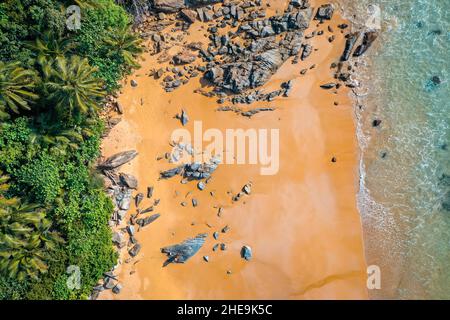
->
[140,206,154,214]
[173,51,197,65]
[213,231,219,240]
[213,243,219,251]
[153,0,185,12]
[99,150,138,170]
[112,284,122,294]
[131,80,138,87]
[135,193,144,207]
[203,255,209,262]
[129,244,141,257]
[221,225,230,233]
[192,198,198,207]
[180,9,197,23]
[372,119,382,127]
[119,173,138,189]
[161,233,207,266]
[127,225,135,237]
[301,44,312,60]
[341,32,360,61]
[353,32,378,57]
[320,83,337,89]
[112,232,124,247]
[240,245,252,261]
[178,109,189,126]
[220,243,227,251]
[117,188,132,211]
[197,181,206,190]
[160,166,183,179]
[315,4,334,21]
[104,277,116,289]
[147,186,154,199]
[242,183,252,195]
[136,213,161,227]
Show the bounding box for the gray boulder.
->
[99,150,138,170]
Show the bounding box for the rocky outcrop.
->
[341,32,360,61]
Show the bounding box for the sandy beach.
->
[100,0,368,300]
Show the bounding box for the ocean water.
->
[340,0,450,299]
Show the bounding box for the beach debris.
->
[240,245,252,261]
[161,233,208,267]
[99,150,138,170]
[136,213,161,227]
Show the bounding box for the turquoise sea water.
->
[341,0,450,299]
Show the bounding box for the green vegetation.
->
[0,0,142,299]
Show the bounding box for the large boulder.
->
[153,0,185,12]
[99,150,138,170]
[161,233,207,266]
[314,4,334,21]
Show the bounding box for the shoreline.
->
[99,0,369,299]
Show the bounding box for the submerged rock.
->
[161,233,207,266]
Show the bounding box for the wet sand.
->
[100,0,368,299]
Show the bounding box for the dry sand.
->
[100,0,368,299]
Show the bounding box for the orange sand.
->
[100,0,368,299]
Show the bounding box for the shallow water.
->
[342,0,450,299]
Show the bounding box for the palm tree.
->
[26,31,75,65]
[103,25,143,68]
[0,172,63,280]
[0,61,39,119]
[43,55,106,118]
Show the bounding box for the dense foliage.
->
[0,0,141,299]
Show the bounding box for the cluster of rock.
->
[203,4,313,94]
[160,156,221,181]
[91,150,162,299]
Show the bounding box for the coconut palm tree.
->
[103,25,143,68]
[43,55,106,119]
[0,61,39,119]
[26,31,75,65]
[0,172,63,280]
